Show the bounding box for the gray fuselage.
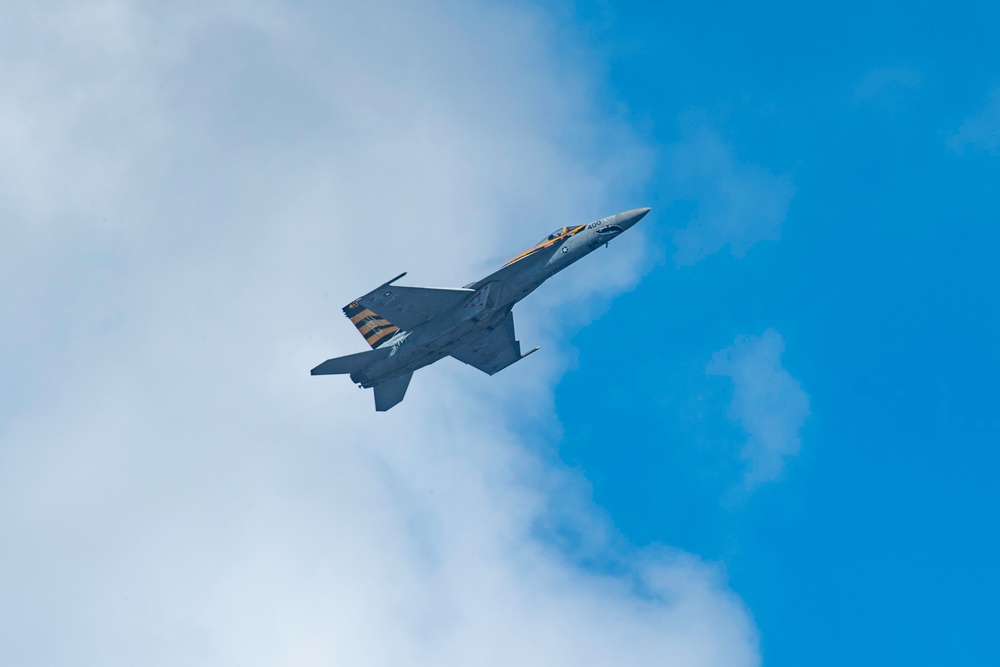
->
[349,208,649,388]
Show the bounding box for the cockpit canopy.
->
[504,224,588,268]
[540,225,585,244]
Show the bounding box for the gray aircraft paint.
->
[312,207,650,410]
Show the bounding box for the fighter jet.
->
[311,207,651,410]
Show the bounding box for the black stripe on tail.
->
[343,301,400,349]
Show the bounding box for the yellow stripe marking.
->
[358,319,392,335]
[350,309,377,324]
[502,225,587,267]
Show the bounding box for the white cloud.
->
[948,85,1000,155]
[666,117,794,265]
[0,2,758,666]
[707,329,810,490]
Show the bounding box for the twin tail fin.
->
[343,301,400,349]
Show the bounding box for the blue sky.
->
[546,1,1000,664]
[1,1,998,665]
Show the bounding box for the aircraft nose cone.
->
[614,207,651,229]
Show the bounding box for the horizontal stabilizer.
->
[311,349,382,376]
[373,372,412,411]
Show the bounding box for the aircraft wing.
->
[450,311,538,375]
[351,275,475,331]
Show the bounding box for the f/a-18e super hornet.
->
[311,207,650,411]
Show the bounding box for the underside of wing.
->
[349,276,475,332]
[450,311,538,376]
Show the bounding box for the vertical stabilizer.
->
[343,301,400,349]
[373,372,412,411]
